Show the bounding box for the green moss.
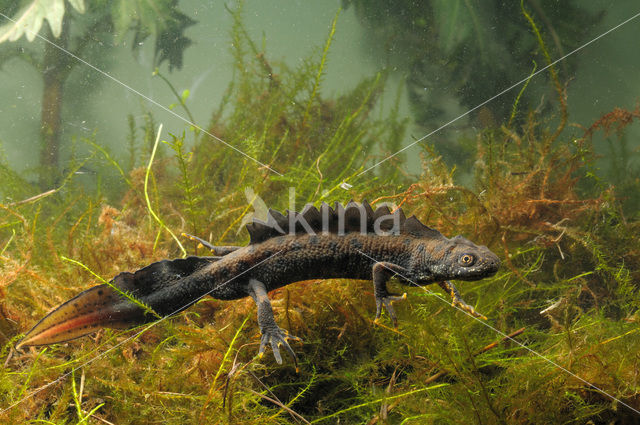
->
[1,6,639,425]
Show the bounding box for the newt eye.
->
[459,253,476,267]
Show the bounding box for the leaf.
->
[181,89,190,103]
[0,0,85,43]
[111,0,135,42]
[67,0,84,13]
[152,1,195,71]
[111,0,194,71]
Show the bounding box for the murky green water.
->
[1,1,640,423]
[1,1,638,184]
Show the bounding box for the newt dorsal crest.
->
[246,200,445,242]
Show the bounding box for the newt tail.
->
[17,201,500,364]
[17,256,217,349]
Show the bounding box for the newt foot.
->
[438,280,487,320]
[375,293,407,328]
[451,298,487,320]
[258,326,301,367]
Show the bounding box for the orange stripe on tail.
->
[16,284,146,349]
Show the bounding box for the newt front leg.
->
[372,262,408,327]
[438,280,487,320]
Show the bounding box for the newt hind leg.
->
[182,233,241,256]
[247,279,301,369]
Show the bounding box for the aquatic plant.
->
[1,4,639,425]
[343,0,603,133]
[0,0,195,187]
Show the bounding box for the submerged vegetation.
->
[0,0,195,188]
[343,0,604,137]
[1,4,640,425]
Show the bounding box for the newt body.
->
[17,201,500,364]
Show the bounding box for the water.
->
[1,1,640,423]
[1,1,638,182]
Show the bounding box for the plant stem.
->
[144,124,187,257]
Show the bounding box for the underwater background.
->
[1,0,640,423]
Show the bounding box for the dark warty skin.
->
[17,201,500,366]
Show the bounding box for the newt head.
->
[417,235,500,283]
[442,235,500,281]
